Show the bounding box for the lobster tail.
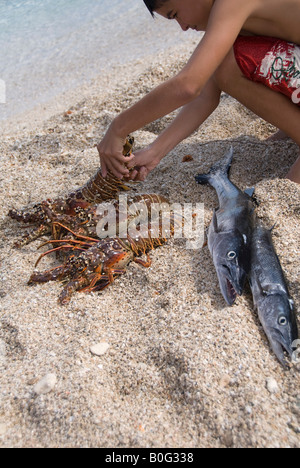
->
[69,170,132,204]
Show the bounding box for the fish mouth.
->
[226,278,238,305]
[268,329,295,367]
[218,272,243,306]
[217,265,245,306]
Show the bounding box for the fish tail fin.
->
[195,147,234,185]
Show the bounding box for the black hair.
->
[143,0,168,17]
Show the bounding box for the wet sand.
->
[0,43,300,448]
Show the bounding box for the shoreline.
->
[0,41,300,448]
[1,37,200,137]
[0,54,160,137]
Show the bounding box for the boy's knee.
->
[214,48,241,91]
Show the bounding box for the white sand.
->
[0,41,300,448]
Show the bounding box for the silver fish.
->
[249,223,298,366]
[195,148,255,305]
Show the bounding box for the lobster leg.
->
[8,208,41,224]
[86,269,128,293]
[34,244,86,267]
[38,238,93,248]
[14,225,51,248]
[95,270,128,291]
[28,265,66,284]
[90,279,111,292]
[59,276,91,305]
[80,268,127,294]
[134,253,152,268]
[51,222,98,243]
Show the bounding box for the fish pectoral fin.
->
[244,187,255,198]
[212,210,219,233]
[263,284,288,296]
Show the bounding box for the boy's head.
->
[143,0,213,31]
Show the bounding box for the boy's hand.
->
[127,146,163,181]
[97,126,135,179]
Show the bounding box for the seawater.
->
[0,0,196,122]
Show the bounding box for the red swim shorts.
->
[233,35,300,106]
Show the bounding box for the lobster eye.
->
[278,315,288,326]
[227,251,236,260]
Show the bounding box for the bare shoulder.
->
[209,0,260,24]
[180,0,261,92]
[212,0,259,9]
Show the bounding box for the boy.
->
[97,0,300,184]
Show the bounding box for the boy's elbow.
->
[176,73,202,101]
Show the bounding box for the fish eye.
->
[227,251,236,260]
[278,315,288,326]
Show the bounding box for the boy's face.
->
[155,0,213,31]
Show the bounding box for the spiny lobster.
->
[8,137,135,247]
[28,194,177,304]
[8,136,181,303]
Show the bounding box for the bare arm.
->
[149,78,221,159]
[98,0,258,178]
[128,78,221,180]
[114,0,256,136]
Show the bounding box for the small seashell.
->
[266,377,279,394]
[33,374,57,395]
[90,342,110,356]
